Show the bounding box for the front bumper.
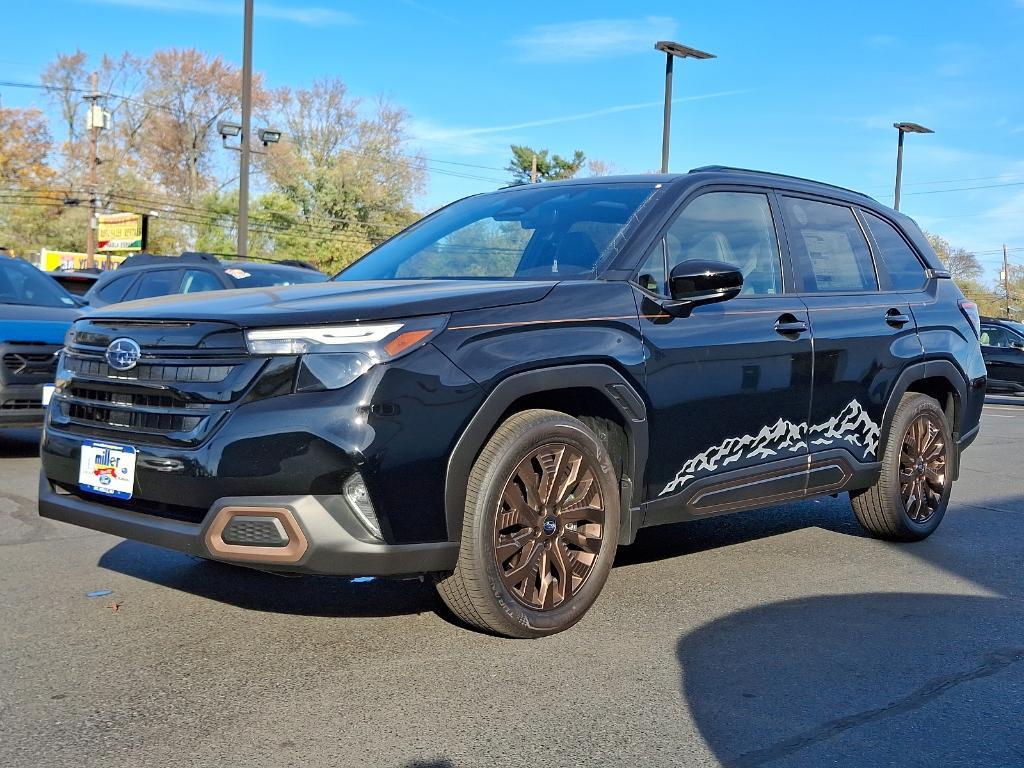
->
[38,473,459,576]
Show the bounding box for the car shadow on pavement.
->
[675,496,1024,768]
[98,540,443,618]
[0,428,41,458]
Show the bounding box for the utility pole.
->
[530,154,538,183]
[237,0,254,258]
[84,71,101,268]
[1004,243,1012,319]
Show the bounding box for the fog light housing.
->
[344,472,382,539]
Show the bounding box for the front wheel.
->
[851,393,953,541]
[436,409,620,638]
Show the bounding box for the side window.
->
[635,241,666,294]
[980,326,1009,348]
[181,269,224,294]
[663,191,783,296]
[95,274,136,303]
[862,211,927,291]
[132,269,182,300]
[781,197,878,293]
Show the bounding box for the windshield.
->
[0,259,79,308]
[337,183,659,281]
[225,266,328,288]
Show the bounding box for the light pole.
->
[655,41,715,174]
[893,122,933,211]
[238,0,254,258]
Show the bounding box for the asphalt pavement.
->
[2,397,1023,768]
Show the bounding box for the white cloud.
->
[865,34,897,47]
[413,90,746,149]
[510,16,679,61]
[83,0,356,26]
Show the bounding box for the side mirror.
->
[1010,340,1024,351]
[663,260,743,316]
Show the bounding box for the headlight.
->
[245,316,449,391]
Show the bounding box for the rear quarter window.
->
[861,211,927,291]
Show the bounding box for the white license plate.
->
[41,384,55,406]
[79,440,137,500]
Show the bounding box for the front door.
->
[636,189,814,523]
[778,194,920,467]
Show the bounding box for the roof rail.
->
[688,165,875,201]
[119,251,221,269]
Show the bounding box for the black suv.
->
[979,316,1024,394]
[84,252,327,307]
[39,168,986,637]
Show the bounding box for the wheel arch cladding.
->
[878,360,968,475]
[444,364,648,543]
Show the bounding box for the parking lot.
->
[1,397,1022,768]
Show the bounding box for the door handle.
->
[886,308,911,328]
[774,315,808,336]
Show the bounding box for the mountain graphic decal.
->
[659,399,881,497]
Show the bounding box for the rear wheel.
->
[436,409,620,638]
[851,393,952,541]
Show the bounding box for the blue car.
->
[0,259,82,428]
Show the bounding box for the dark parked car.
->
[50,268,102,296]
[979,316,1024,394]
[83,252,327,307]
[39,167,985,637]
[1,259,81,428]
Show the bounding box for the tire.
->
[436,409,620,638]
[851,393,953,541]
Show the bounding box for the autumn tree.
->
[0,107,55,187]
[139,48,268,202]
[264,78,424,271]
[925,232,983,283]
[507,145,586,184]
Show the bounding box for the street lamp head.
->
[655,41,716,60]
[217,121,242,139]
[258,128,282,146]
[894,122,934,134]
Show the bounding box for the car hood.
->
[86,279,558,327]
[0,303,81,344]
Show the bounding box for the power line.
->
[0,78,512,183]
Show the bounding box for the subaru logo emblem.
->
[543,518,557,535]
[105,338,141,371]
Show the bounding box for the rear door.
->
[779,194,921,467]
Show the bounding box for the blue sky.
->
[2,0,1023,280]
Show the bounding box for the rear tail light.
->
[958,299,981,338]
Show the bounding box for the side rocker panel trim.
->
[444,364,648,542]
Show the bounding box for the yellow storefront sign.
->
[41,249,128,271]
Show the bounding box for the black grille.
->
[59,401,203,433]
[63,355,233,383]
[222,517,289,546]
[67,385,179,410]
[3,352,58,376]
[1,399,42,410]
[51,346,264,447]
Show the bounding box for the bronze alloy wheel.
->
[899,413,947,524]
[493,442,607,611]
